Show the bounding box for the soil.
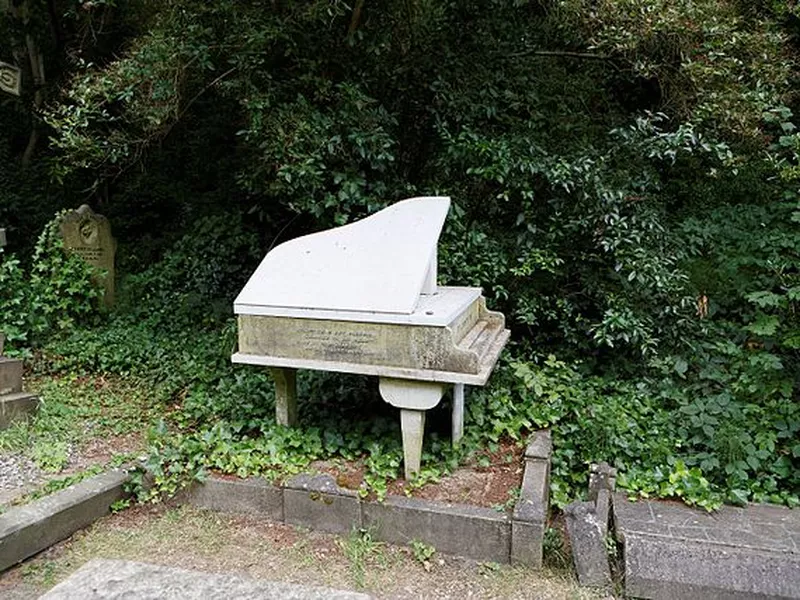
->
[306,438,525,510]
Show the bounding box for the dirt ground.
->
[0,502,608,599]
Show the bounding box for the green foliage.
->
[0,214,103,351]
[410,539,436,565]
[5,0,799,512]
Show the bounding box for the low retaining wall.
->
[0,469,129,572]
[183,430,552,566]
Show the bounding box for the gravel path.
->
[0,453,42,505]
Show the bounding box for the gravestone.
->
[59,205,116,307]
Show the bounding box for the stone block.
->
[363,495,511,563]
[183,477,283,521]
[0,357,23,395]
[283,474,361,535]
[0,392,38,429]
[524,429,552,461]
[624,533,800,600]
[511,519,545,567]
[40,559,373,599]
[0,469,128,572]
[565,501,611,588]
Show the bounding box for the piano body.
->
[232,196,509,478]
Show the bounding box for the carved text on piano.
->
[302,327,381,360]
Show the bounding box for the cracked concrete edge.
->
[0,469,130,572]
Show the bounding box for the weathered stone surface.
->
[624,533,800,600]
[524,429,552,461]
[363,495,511,563]
[614,493,800,554]
[0,357,23,395]
[183,477,283,521]
[510,519,545,567]
[59,205,115,307]
[510,429,551,568]
[0,469,128,572]
[615,494,800,599]
[564,501,611,588]
[40,559,373,599]
[284,474,361,535]
[0,392,38,429]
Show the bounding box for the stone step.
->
[40,559,373,599]
[0,392,37,429]
[0,357,23,395]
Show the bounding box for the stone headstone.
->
[59,205,116,307]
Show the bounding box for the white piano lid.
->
[234,196,451,315]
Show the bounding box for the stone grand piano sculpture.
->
[232,197,509,478]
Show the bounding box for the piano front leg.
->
[378,378,445,480]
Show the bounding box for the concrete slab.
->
[624,533,800,600]
[614,494,800,599]
[363,495,510,563]
[40,559,373,599]
[0,470,127,572]
[183,477,283,520]
[284,474,361,535]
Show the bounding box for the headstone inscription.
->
[59,205,116,307]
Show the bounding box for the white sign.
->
[0,61,21,96]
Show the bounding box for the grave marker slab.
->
[59,205,116,307]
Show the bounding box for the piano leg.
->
[452,383,465,445]
[270,367,298,426]
[378,378,445,479]
[400,409,426,480]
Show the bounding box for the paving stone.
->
[362,495,510,563]
[283,474,361,535]
[0,470,128,572]
[624,533,800,600]
[183,477,283,520]
[564,501,611,588]
[40,559,373,599]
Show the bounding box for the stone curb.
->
[0,469,129,572]
[182,430,553,566]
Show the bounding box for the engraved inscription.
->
[71,245,104,264]
[301,327,379,360]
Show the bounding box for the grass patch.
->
[0,374,159,473]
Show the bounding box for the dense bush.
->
[2,0,798,507]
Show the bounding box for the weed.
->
[337,527,386,589]
[410,539,436,571]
